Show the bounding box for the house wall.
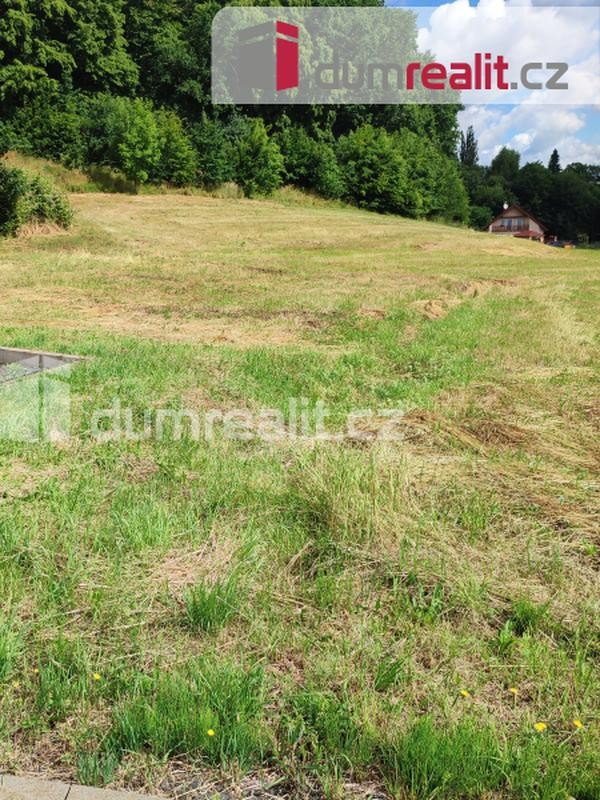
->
[488,209,543,235]
[528,219,543,235]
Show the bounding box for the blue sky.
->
[386,0,600,165]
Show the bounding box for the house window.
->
[499,216,529,231]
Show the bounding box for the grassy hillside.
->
[0,190,598,799]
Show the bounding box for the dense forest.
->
[0,0,598,239]
[460,129,600,243]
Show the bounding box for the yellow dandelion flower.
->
[33,668,39,675]
[459,689,471,698]
[207,729,216,737]
[93,673,101,682]
[534,722,547,732]
[509,687,518,695]
[573,719,584,730]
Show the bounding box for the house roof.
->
[489,204,548,232]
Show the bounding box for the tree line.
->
[460,127,600,242]
[0,1,597,238]
[0,0,465,223]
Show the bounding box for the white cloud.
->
[424,1,600,165]
[530,135,600,165]
[417,0,600,106]
[510,131,535,149]
[458,105,599,165]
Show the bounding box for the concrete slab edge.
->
[0,775,163,800]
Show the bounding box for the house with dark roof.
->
[488,204,547,242]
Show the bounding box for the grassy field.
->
[0,177,599,799]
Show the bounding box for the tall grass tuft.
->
[110,659,266,769]
[34,637,92,724]
[183,573,240,633]
[76,750,120,787]
[0,617,22,682]
[509,599,550,636]
[284,689,375,775]
[380,716,504,799]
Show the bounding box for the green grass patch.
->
[108,659,267,769]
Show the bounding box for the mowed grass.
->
[0,182,599,798]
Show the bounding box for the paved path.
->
[0,775,162,800]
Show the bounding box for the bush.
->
[84,95,161,187]
[8,98,85,168]
[22,174,73,228]
[154,109,197,186]
[336,125,468,222]
[276,126,345,200]
[434,157,470,223]
[0,122,15,157]
[114,99,161,187]
[234,119,284,197]
[469,204,493,230]
[0,163,28,235]
[82,94,117,166]
[337,124,409,214]
[394,129,469,222]
[192,114,233,188]
[0,162,73,236]
[85,96,199,187]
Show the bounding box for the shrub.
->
[0,163,73,236]
[337,124,409,214]
[82,94,117,166]
[8,98,85,168]
[395,129,469,222]
[192,114,233,188]
[0,122,15,157]
[115,99,161,187]
[336,125,468,222]
[393,128,438,217]
[84,95,161,187]
[85,97,198,187]
[276,126,345,199]
[469,204,493,229]
[434,156,470,223]
[0,162,28,235]
[234,119,284,197]
[154,109,197,186]
[23,175,74,228]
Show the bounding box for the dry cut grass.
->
[0,184,598,799]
